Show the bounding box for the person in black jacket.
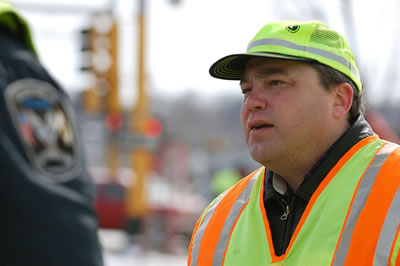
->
[0,3,103,266]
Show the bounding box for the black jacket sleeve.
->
[0,30,103,266]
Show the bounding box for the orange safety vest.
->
[188,136,400,265]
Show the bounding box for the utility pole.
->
[125,0,151,234]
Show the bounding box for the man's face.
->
[240,58,336,167]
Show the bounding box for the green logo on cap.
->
[286,25,300,33]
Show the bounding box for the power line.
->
[12,2,110,15]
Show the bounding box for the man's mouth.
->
[251,123,273,130]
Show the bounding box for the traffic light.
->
[79,28,93,72]
[80,13,120,114]
[143,117,163,139]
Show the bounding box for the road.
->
[100,229,188,266]
[105,251,187,266]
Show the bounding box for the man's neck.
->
[270,122,351,192]
[271,163,311,192]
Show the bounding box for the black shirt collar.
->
[264,114,375,202]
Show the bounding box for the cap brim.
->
[209,52,313,80]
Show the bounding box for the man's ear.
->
[332,82,353,120]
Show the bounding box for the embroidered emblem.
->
[5,79,81,182]
[286,24,300,33]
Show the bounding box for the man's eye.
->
[270,80,284,86]
[241,88,251,94]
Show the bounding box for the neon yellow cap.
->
[0,2,38,56]
[209,20,362,93]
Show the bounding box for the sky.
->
[10,0,400,108]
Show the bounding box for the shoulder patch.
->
[5,79,81,182]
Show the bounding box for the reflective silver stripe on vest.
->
[190,190,228,266]
[333,142,398,265]
[374,186,400,263]
[212,171,260,266]
[247,38,359,78]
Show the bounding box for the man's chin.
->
[249,149,274,166]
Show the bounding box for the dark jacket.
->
[0,26,103,266]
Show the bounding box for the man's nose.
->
[243,90,267,112]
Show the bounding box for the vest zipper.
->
[279,197,296,255]
[280,199,290,220]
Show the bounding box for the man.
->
[0,3,103,265]
[188,20,400,265]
